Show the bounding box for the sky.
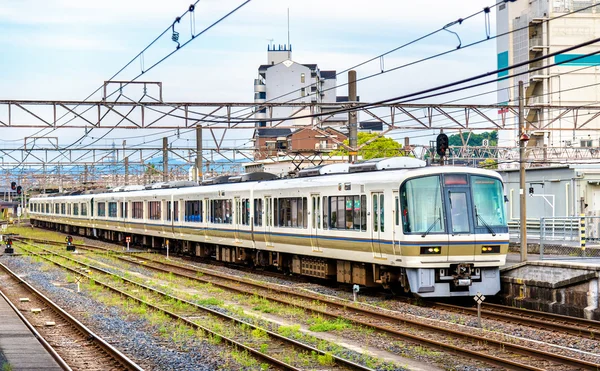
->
[0,0,500,168]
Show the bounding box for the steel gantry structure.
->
[2,85,600,190]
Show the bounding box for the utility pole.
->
[124,157,129,185]
[163,137,169,183]
[348,70,358,163]
[519,81,528,262]
[195,125,202,183]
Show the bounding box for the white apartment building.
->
[497,0,600,151]
[253,44,347,129]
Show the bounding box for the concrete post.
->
[348,70,357,163]
[519,81,528,262]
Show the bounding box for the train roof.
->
[30,164,503,202]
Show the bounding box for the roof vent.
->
[201,175,231,185]
[349,157,426,173]
[229,172,278,183]
[298,163,350,178]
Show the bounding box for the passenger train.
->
[29,157,509,297]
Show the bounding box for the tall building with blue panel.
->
[497,0,600,158]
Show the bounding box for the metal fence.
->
[509,217,600,259]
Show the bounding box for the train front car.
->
[398,168,508,297]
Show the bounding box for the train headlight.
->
[420,246,442,255]
[481,245,500,254]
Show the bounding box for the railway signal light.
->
[10,182,16,191]
[66,235,75,251]
[16,186,22,195]
[436,133,449,157]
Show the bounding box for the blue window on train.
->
[81,203,87,216]
[73,204,79,216]
[471,176,506,227]
[108,202,117,218]
[400,175,445,234]
[185,201,201,222]
[97,202,106,217]
[61,203,66,215]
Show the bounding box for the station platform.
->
[0,291,64,370]
[500,253,600,320]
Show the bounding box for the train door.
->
[309,194,321,252]
[393,191,400,256]
[370,192,385,258]
[264,196,273,247]
[234,197,241,242]
[203,198,211,241]
[445,187,474,261]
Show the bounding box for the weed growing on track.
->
[251,328,267,340]
[308,316,352,332]
[196,297,223,306]
[315,351,335,366]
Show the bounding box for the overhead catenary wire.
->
[5,1,252,171]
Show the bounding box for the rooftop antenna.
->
[287,8,291,57]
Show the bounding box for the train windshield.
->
[400,175,445,234]
[471,176,506,226]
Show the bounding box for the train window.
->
[167,201,179,222]
[400,176,444,234]
[471,176,506,226]
[242,199,251,226]
[108,202,117,218]
[210,199,232,224]
[81,203,87,216]
[148,201,161,220]
[97,203,106,217]
[373,195,378,232]
[132,201,143,219]
[311,196,321,229]
[185,201,202,222]
[120,202,128,219]
[448,192,469,233]
[254,199,263,226]
[73,204,79,216]
[395,196,399,226]
[61,203,66,215]
[275,197,307,228]
[323,197,328,229]
[328,195,365,231]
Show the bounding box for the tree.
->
[145,164,161,176]
[331,132,403,160]
[448,131,498,147]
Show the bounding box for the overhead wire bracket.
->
[484,7,491,39]
[172,17,181,49]
[189,4,196,38]
[443,18,463,49]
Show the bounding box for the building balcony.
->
[254,80,266,93]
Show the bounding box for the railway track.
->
[14,239,380,371]
[17,237,600,370]
[429,301,600,340]
[39,236,600,341]
[0,262,144,371]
